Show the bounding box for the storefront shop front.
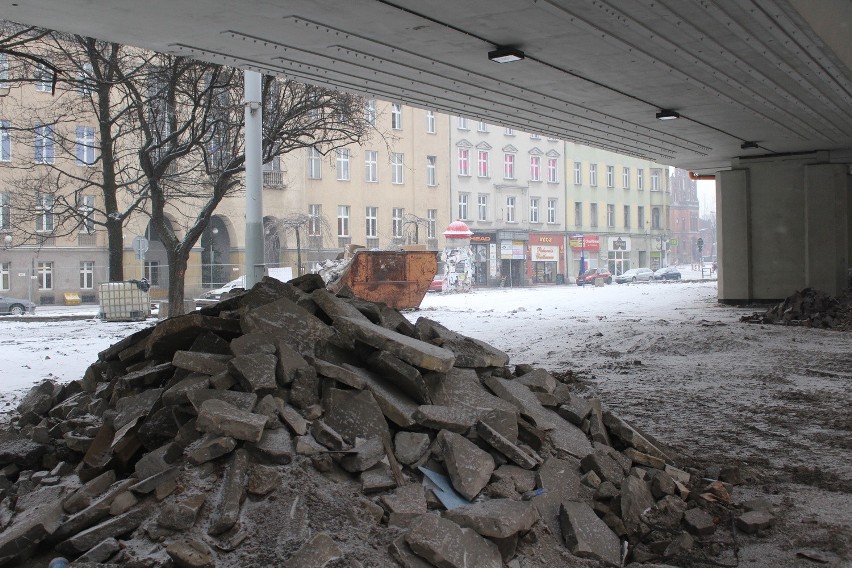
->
[568,234,601,280]
[607,236,632,276]
[470,232,497,286]
[497,231,528,287]
[528,234,565,283]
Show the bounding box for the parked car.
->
[654,267,682,281]
[0,295,37,315]
[194,276,248,308]
[614,267,655,284]
[577,267,612,285]
[427,274,445,293]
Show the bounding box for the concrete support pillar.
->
[716,153,849,303]
[244,70,264,288]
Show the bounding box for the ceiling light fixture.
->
[655,110,680,120]
[488,47,525,63]
[740,141,759,150]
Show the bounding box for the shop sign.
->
[569,235,600,251]
[531,245,559,261]
[471,233,493,243]
[500,240,526,259]
[489,244,497,277]
[608,236,631,252]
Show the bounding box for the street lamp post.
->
[208,227,218,288]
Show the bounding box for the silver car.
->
[614,267,655,284]
[0,295,37,315]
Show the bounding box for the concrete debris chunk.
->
[339,437,386,472]
[228,353,278,395]
[366,350,431,404]
[515,368,557,394]
[56,505,152,555]
[603,411,669,461]
[208,449,249,536]
[414,405,478,433]
[323,388,390,445]
[406,513,503,568]
[283,532,343,568]
[414,317,509,368]
[444,499,539,538]
[559,501,622,566]
[166,537,215,568]
[250,427,294,465]
[172,350,231,376]
[683,506,716,536]
[195,399,267,443]
[476,420,540,470]
[394,432,431,466]
[437,430,495,501]
[736,510,775,534]
[241,297,336,355]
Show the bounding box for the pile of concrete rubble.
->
[0,276,774,567]
[741,287,852,330]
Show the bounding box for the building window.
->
[477,150,489,178]
[337,205,350,237]
[144,261,160,286]
[308,147,321,179]
[623,167,630,189]
[547,199,557,223]
[426,155,437,186]
[365,99,376,126]
[35,62,53,92]
[458,193,469,220]
[0,54,8,90]
[457,148,470,176]
[335,148,350,181]
[574,202,582,227]
[391,103,402,129]
[427,209,437,239]
[505,127,514,136]
[638,206,645,229]
[80,261,95,289]
[606,165,615,188]
[503,153,515,179]
[391,153,404,184]
[506,196,516,222]
[624,205,631,229]
[650,168,662,191]
[547,158,558,183]
[392,207,404,238]
[75,126,96,166]
[573,161,582,185]
[590,203,598,228]
[0,120,11,161]
[457,116,468,130]
[0,262,9,291]
[529,156,541,181]
[652,207,661,229]
[607,204,615,227]
[637,169,644,190]
[426,111,436,134]
[365,206,378,238]
[37,261,53,290]
[478,194,488,221]
[78,63,93,97]
[365,150,378,182]
[34,124,55,164]
[530,198,540,223]
[0,193,9,231]
[36,192,54,232]
[79,195,95,233]
[589,163,598,187]
[308,204,322,236]
[478,121,488,132]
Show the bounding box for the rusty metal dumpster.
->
[326,249,438,310]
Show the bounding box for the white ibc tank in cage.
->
[98,281,151,321]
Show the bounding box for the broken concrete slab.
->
[413,405,478,434]
[187,389,258,413]
[310,420,346,451]
[146,313,242,360]
[429,369,517,420]
[366,351,431,404]
[531,457,582,535]
[394,432,431,466]
[559,501,622,566]
[345,364,420,428]
[444,499,539,539]
[241,297,336,356]
[57,505,152,555]
[437,430,495,501]
[323,388,390,445]
[580,450,625,486]
[229,332,277,357]
[0,488,65,563]
[339,437,386,473]
[620,475,655,536]
[623,447,666,470]
[250,427,294,465]
[166,538,215,568]
[162,375,211,407]
[603,411,669,462]
[228,353,278,395]
[283,532,343,568]
[476,421,540,470]
[380,483,427,515]
[195,399,267,443]
[515,368,557,394]
[274,340,312,386]
[406,513,502,568]
[736,510,775,534]
[683,507,716,536]
[75,536,121,563]
[208,449,249,536]
[275,399,309,436]
[308,356,366,390]
[414,317,509,369]
[172,351,231,376]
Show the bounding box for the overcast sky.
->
[697,180,716,217]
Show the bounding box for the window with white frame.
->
[37,261,53,290]
[505,196,516,222]
[589,163,598,186]
[458,193,469,220]
[336,148,350,181]
[426,110,436,133]
[477,150,489,177]
[1,120,11,161]
[0,54,8,90]
[337,205,350,237]
[529,155,541,181]
[307,147,321,179]
[365,150,378,182]
[392,208,404,238]
[574,202,582,227]
[79,195,95,233]
[590,203,598,227]
[547,198,556,223]
[504,127,514,136]
[530,198,540,223]
[426,156,437,186]
[637,169,644,190]
[0,262,9,291]
[457,148,470,176]
[650,168,661,191]
[624,205,631,229]
[144,261,160,286]
[547,158,558,183]
[391,152,404,184]
[35,62,53,92]
[308,204,322,236]
[75,126,96,166]
[478,194,488,221]
[607,204,615,227]
[652,207,661,229]
[427,209,437,239]
[34,124,54,164]
[80,261,95,289]
[503,153,515,179]
[477,121,488,132]
[623,167,630,189]
[574,161,582,185]
[36,192,54,232]
[0,193,9,231]
[457,116,468,130]
[365,206,378,238]
[638,206,645,229]
[606,165,614,188]
[78,63,93,97]
[365,99,376,126]
[391,103,402,129]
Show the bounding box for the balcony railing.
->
[263,170,286,188]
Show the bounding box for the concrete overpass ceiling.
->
[4,0,851,171]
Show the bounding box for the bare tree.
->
[270,212,336,277]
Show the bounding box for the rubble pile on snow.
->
[741,287,852,329]
[0,276,767,567]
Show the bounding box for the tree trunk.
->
[106,219,124,281]
[166,249,189,317]
[295,228,302,276]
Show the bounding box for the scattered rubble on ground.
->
[1,276,775,567]
[741,287,852,330]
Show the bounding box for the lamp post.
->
[208,227,218,288]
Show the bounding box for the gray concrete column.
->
[716,169,750,302]
[804,164,849,294]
